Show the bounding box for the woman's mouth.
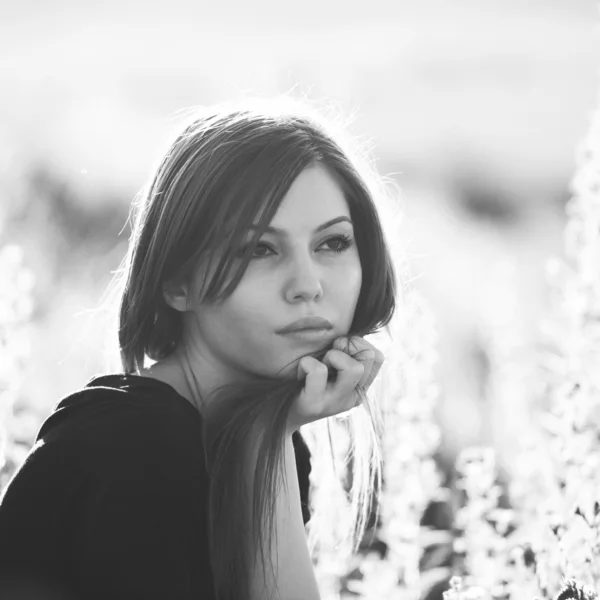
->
[278,328,333,343]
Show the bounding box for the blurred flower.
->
[0,244,35,487]
[554,579,598,600]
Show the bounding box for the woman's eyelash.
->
[242,234,355,259]
[323,234,354,254]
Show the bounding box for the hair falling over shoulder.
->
[111,96,403,599]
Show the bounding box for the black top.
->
[0,374,313,600]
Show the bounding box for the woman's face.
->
[181,163,362,382]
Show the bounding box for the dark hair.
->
[115,98,398,599]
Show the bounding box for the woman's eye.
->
[246,234,354,259]
[324,234,354,253]
[253,243,273,257]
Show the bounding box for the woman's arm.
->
[246,433,321,600]
[245,335,384,599]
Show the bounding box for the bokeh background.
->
[1,0,599,505]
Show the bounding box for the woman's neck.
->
[137,354,205,416]
[138,347,244,417]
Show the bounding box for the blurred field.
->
[1,0,599,473]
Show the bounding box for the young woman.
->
[0,99,398,599]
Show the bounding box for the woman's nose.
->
[284,255,324,302]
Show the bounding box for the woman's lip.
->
[278,328,333,342]
[277,317,333,333]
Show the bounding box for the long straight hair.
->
[114,98,398,599]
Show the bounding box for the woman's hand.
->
[287,335,385,434]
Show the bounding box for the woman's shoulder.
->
[35,373,207,472]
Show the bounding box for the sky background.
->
[1,0,598,196]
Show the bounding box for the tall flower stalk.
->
[0,244,35,492]
[525,90,600,592]
[308,416,356,599]
[448,59,600,600]
[308,285,446,600]
[454,446,515,599]
[351,289,446,600]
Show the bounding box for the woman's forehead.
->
[255,167,350,232]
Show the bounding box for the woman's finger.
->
[333,336,385,392]
[296,356,330,418]
[321,349,365,416]
[355,350,375,390]
[292,341,382,427]
[362,349,384,390]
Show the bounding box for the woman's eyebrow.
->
[249,216,353,235]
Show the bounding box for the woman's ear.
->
[162,281,190,312]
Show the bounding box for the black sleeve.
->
[0,404,312,600]
[292,430,313,525]
[78,429,311,598]
[69,415,214,600]
[0,441,86,600]
[0,406,215,600]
